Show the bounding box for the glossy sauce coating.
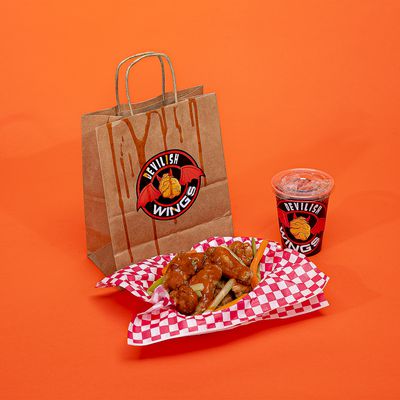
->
[190,263,222,313]
[229,241,254,266]
[205,247,252,285]
[164,252,204,291]
[169,285,198,315]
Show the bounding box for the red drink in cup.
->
[271,168,334,256]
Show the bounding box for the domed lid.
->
[272,168,334,200]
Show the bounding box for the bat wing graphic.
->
[311,218,326,235]
[278,209,290,228]
[137,183,161,210]
[179,165,204,186]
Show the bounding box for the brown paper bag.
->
[82,52,233,275]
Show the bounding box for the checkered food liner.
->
[97,237,329,346]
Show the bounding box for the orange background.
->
[1,1,400,399]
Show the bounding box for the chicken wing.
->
[219,292,235,306]
[205,247,252,285]
[164,252,205,291]
[170,285,198,315]
[190,263,222,314]
[228,241,254,266]
[232,282,252,297]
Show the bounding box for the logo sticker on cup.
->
[277,199,328,255]
[136,149,205,220]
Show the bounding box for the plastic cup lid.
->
[271,168,334,200]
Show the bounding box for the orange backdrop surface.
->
[1,1,400,399]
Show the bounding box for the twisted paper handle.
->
[124,52,178,116]
[115,51,166,114]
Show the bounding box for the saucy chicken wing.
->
[170,285,199,315]
[219,292,235,306]
[164,252,205,291]
[205,247,252,285]
[157,240,262,315]
[190,263,222,314]
[228,241,254,266]
[232,282,252,297]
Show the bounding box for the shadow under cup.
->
[271,168,334,256]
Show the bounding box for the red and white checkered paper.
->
[97,237,329,346]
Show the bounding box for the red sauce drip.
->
[107,123,134,263]
[188,98,207,186]
[173,106,183,143]
[122,115,166,255]
[123,118,149,167]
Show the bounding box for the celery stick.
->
[207,279,236,311]
[190,283,204,292]
[147,276,165,294]
[251,237,257,257]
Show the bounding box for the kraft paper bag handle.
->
[125,52,178,116]
[115,51,166,115]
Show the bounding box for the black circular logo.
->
[277,199,328,255]
[136,149,205,221]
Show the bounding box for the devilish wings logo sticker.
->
[277,200,327,255]
[136,149,205,220]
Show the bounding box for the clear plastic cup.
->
[271,168,334,256]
